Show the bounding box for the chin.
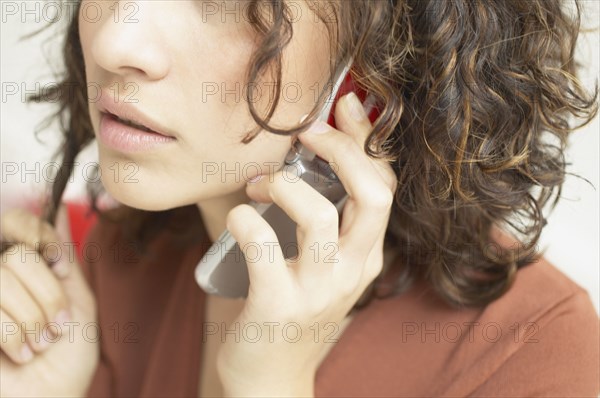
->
[100,174,236,212]
[96,151,186,211]
[100,174,195,212]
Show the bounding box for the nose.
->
[86,1,171,81]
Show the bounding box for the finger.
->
[0,308,33,364]
[226,204,291,296]
[1,207,69,278]
[298,125,394,258]
[334,93,398,192]
[0,266,49,353]
[333,93,373,143]
[334,94,397,279]
[245,170,340,282]
[2,243,69,340]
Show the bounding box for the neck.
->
[196,188,251,243]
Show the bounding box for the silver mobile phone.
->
[195,58,356,298]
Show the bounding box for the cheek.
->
[180,132,293,187]
[78,5,105,137]
[253,3,333,127]
[77,1,102,67]
[176,2,332,139]
[75,1,329,210]
[96,130,292,212]
[170,21,259,151]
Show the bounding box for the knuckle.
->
[364,259,384,282]
[338,275,359,298]
[334,259,360,297]
[377,164,398,193]
[369,188,394,212]
[308,204,339,230]
[304,295,332,318]
[387,172,399,193]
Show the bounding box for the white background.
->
[1,1,599,313]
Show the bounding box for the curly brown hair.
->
[18,0,599,309]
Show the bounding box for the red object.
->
[326,70,381,128]
[66,201,98,264]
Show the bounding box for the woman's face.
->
[78,0,333,210]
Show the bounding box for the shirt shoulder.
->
[315,256,600,397]
[448,257,599,396]
[469,274,600,396]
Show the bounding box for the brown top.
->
[75,210,600,397]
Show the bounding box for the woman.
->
[1,0,598,396]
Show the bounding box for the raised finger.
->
[334,93,398,191]
[298,125,393,258]
[245,170,340,283]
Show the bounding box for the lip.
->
[96,88,178,153]
[99,113,177,153]
[96,88,177,138]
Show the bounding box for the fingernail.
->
[21,345,34,362]
[346,92,367,122]
[54,309,71,324]
[248,175,264,184]
[304,120,330,135]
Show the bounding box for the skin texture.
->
[218,97,397,396]
[79,0,334,240]
[78,0,397,396]
[0,1,394,397]
[0,205,99,397]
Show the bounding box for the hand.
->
[0,204,99,397]
[217,92,397,397]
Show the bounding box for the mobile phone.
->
[194,57,381,298]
